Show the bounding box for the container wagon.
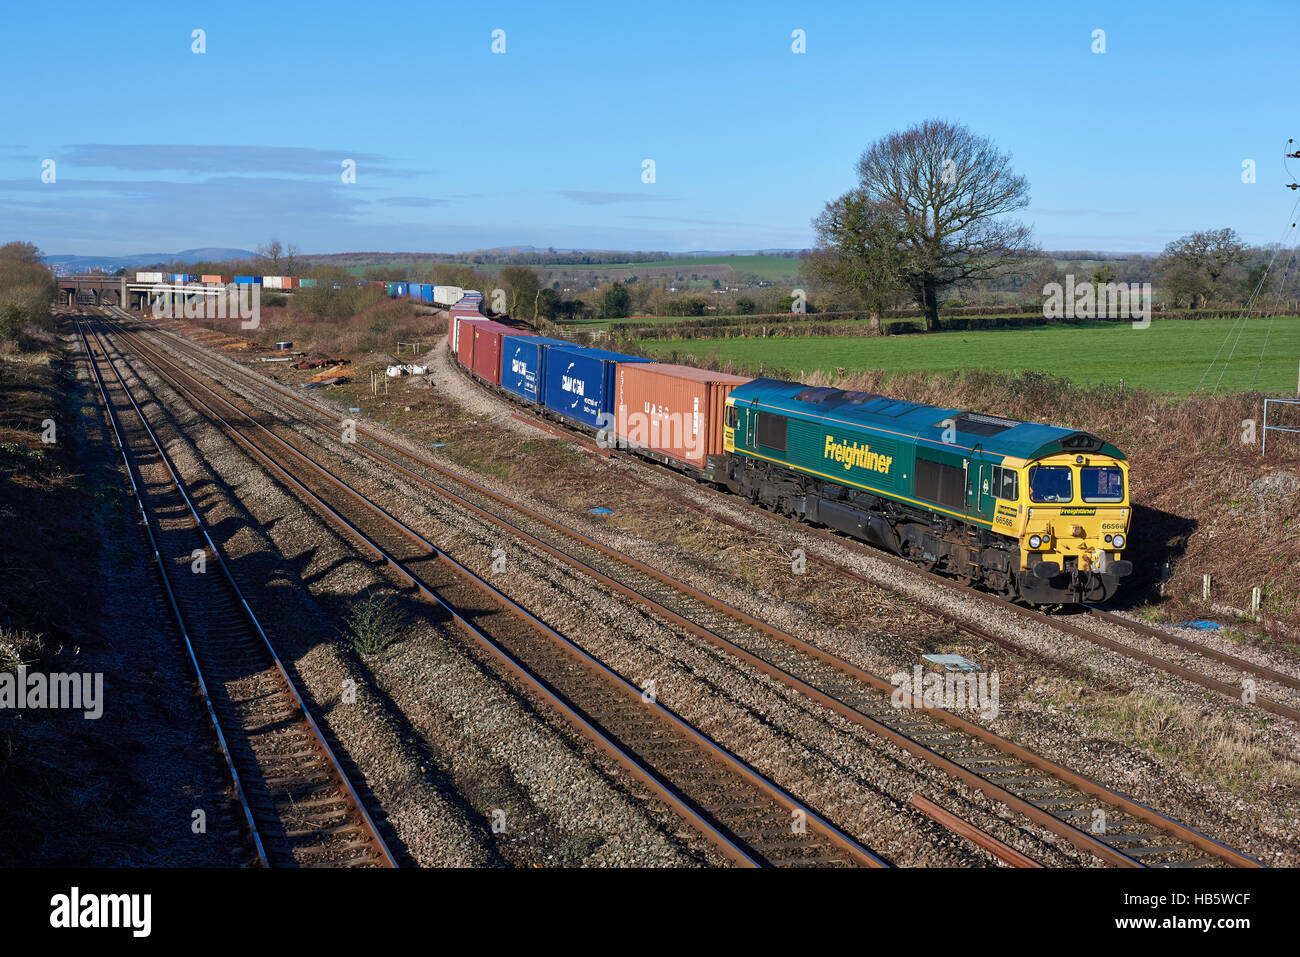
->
[433,285,463,307]
[449,311,486,351]
[613,363,750,480]
[470,322,533,386]
[500,335,572,404]
[541,346,655,431]
[455,318,486,367]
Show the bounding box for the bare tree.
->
[499,265,541,318]
[814,119,1035,330]
[285,242,299,276]
[257,239,283,273]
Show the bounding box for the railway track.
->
[75,317,396,868]
[639,474,1300,725]
[88,310,884,869]
[99,309,1264,869]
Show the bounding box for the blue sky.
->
[3,0,1297,256]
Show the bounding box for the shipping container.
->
[282,277,298,290]
[136,272,164,283]
[420,284,434,304]
[470,322,534,385]
[449,310,483,349]
[433,285,463,306]
[541,346,655,430]
[199,274,232,284]
[455,318,486,367]
[298,278,318,288]
[385,282,397,296]
[613,363,751,471]
[500,335,571,404]
[263,276,284,289]
[234,276,263,285]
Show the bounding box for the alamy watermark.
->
[1,666,103,719]
[150,282,259,329]
[50,887,150,937]
[1042,275,1151,329]
[890,665,999,720]
[595,404,704,458]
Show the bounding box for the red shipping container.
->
[613,363,751,469]
[282,277,298,290]
[450,311,485,349]
[456,318,485,367]
[449,313,476,352]
[470,321,533,385]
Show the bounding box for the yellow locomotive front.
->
[1003,452,1133,603]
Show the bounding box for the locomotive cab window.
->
[1081,465,1124,503]
[1028,465,1073,503]
[725,404,737,429]
[754,412,787,452]
[991,465,1018,501]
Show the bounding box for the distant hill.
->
[44,248,256,274]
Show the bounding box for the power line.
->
[1194,187,1300,394]
[1248,242,1300,390]
[1213,218,1298,394]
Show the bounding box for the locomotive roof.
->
[729,378,1126,462]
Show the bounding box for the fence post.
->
[1203,574,1211,602]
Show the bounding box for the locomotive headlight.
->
[1112,533,1125,549]
[1029,534,1042,549]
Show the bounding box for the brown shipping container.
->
[471,321,532,386]
[450,311,478,349]
[200,274,229,284]
[456,317,484,367]
[614,363,751,469]
[282,277,298,290]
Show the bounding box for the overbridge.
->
[57,275,233,310]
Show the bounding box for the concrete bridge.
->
[57,275,234,310]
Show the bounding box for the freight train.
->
[445,304,1133,606]
[134,272,467,307]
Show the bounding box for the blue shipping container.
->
[234,276,263,284]
[407,283,422,299]
[421,285,434,304]
[393,282,408,298]
[541,346,655,429]
[500,336,572,404]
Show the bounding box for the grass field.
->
[634,317,1300,395]
[526,254,802,281]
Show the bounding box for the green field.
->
[634,317,1300,395]
[526,254,802,281]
